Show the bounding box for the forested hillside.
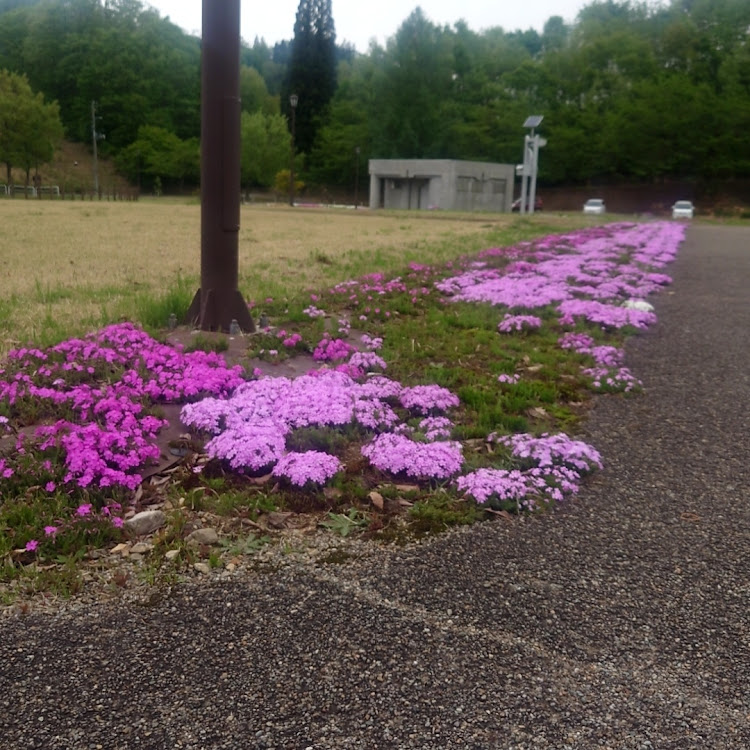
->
[1,0,749,195]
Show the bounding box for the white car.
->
[583,198,606,215]
[672,200,695,219]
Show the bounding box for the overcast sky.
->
[145,1,592,52]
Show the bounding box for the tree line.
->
[1,0,749,195]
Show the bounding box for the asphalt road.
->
[1,223,749,750]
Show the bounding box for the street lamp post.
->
[519,115,545,215]
[289,94,298,207]
[354,146,361,209]
[91,101,105,196]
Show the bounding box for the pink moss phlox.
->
[361,433,463,480]
[206,418,288,472]
[558,299,656,330]
[558,332,640,391]
[0,322,247,492]
[583,366,642,392]
[355,375,403,401]
[435,223,682,327]
[0,457,14,479]
[348,351,387,373]
[399,384,460,414]
[455,466,581,509]
[418,416,454,441]
[35,416,164,490]
[457,431,602,509]
[280,332,303,348]
[303,305,327,318]
[360,334,384,351]
[313,336,355,362]
[181,371,413,472]
[272,451,342,486]
[182,368,461,478]
[492,432,603,473]
[498,314,543,333]
[353,398,400,430]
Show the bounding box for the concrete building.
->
[368,159,515,212]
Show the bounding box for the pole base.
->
[187,288,256,333]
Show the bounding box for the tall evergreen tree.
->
[282,0,336,154]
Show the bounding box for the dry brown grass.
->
[0,197,585,354]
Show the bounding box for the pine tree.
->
[282,0,337,155]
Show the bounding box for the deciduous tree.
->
[0,69,63,190]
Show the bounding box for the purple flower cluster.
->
[181,370,463,481]
[4,219,686,552]
[497,373,520,385]
[313,336,356,362]
[22,499,125,554]
[418,416,454,441]
[360,334,384,351]
[361,433,463,480]
[557,300,656,330]
[584,367,642,392]
[492,432,603,473]
[348,351,387,373]
[436,223,684,331]
[325,269,435,318]
[399,385,460,414]
[498,314,542,333]
[456,467,574,510]
[303,305,327,318]
[436,270,570,309]
[558,332,641,392]
[272,451,343,486]
[457,432,602,509]
[0,457,14,479]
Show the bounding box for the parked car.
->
[512,196,543,212]
[583,198,606,215]
[672,200,695,219]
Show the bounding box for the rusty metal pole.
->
[187,0,255,333]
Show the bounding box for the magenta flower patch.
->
[0,322,248,497]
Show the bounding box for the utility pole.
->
[91,101,100,195]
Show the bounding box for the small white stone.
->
[622,299,654,312]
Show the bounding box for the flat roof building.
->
[368,159,515,213]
